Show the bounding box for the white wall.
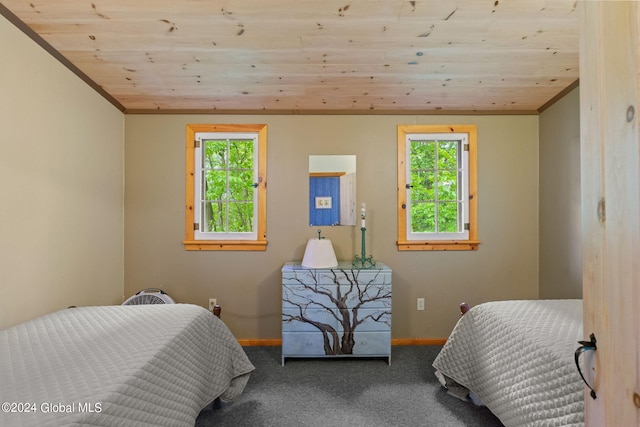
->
[539,87,582,298]
[0,14,125,329]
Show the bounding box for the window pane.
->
[437,140,458,169]
[228,202,254,232]
[198,137,254,234]
[204,170,226,201]
[204,140,227,169]
[438,202,459,232]
[411,202,435,233]
[228,169,253,201]
[229,139,254,169]
[411,170,434,201]
[437,170,457,201]
[205,201,226,232]
[201,138,256,233]
[410,141,435,170]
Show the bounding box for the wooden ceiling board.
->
[0,0,579,113]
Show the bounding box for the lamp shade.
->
[301,238,338,268]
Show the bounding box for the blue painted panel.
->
[309,177,340,226]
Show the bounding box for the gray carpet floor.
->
[196,346,504,427]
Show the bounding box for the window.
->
[397,125,478,251]
[184,124,267,251]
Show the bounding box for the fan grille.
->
[122,289,175,305]
[125,294,166,305]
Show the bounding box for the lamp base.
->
[352,254,376,269]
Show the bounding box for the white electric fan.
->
[122,288,176,305]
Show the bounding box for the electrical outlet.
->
[417,298,425,311]
[208,298,217,311]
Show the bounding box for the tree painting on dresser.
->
[282,268,391,355]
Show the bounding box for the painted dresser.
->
[281,262,392,365]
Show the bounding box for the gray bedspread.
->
[432,299,584,427]
[0,304,254,426]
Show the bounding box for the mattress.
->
[0,304,254,427]
[432,299,584,427]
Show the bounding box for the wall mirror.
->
[309,155,356,226]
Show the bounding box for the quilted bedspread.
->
[432,299,584,427]
[0,304,254,427]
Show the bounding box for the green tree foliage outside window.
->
[202,138,255,233]
[409,139,462,233]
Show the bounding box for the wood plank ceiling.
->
[0,0,579,113]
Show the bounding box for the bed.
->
[0,304,254,427]
[432,299,585,427]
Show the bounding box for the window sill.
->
[183,240,267,251]
[396,240,480,251]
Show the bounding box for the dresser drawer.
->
[282,308,339,332]
[352,309,391,332]
[346,331,392,355]
[282,269,316,285]
[282,284,335,307]
[282,331,391,357]
[283,284,391,309]
[282,332,334,356]
[282,308,390,332]
[317,269,391,286]
[340,284,391,308]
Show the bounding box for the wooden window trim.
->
[183,124,267,251]
[397,124,479,251]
